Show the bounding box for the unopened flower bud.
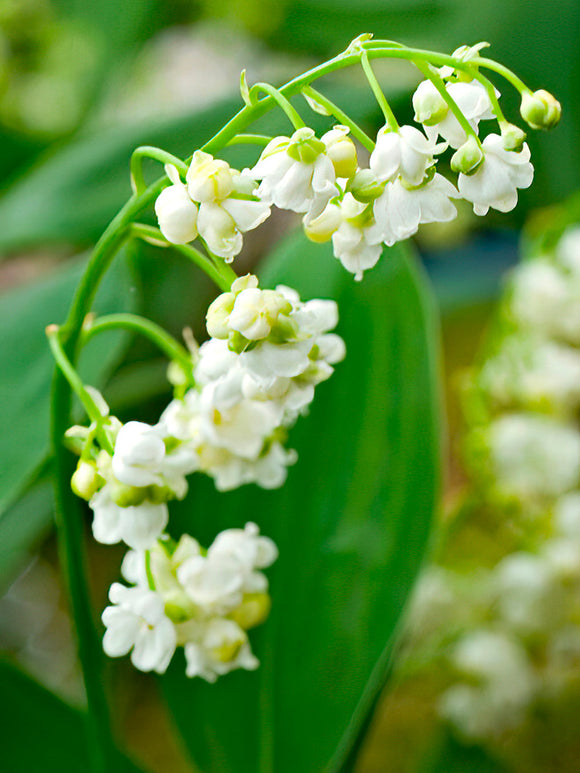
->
[520,90,561,130]
[229,593,272,630]
[206,292,235,339]
[231,274,259,294]
[304,202,341,243]
[347,169,385,203]
[71,460,101,500]
[322,126,358,179]
[450,135,484,175]
[501,123,527,151]
[186,151,235,201]
[109,480,149,508]
[412,81,449,126]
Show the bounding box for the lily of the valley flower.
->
[458,134,533,215]
[250,127,340,220]
[370,124,441,186]
[102,583,176,673]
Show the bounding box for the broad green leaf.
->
[0,478,53,593]
[161,232,441,773]
[421,729,509,773]
[0,660,145,772]
[0,250,136,518]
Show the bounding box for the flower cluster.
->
[403,225,580,743]
[152,42,560,283]
[155,152,270,261]
[67,275,343,676]
[102,523,277,680]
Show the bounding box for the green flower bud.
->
[520,90,561,130]
[71,461,101,500]
[450,135,484,175]
[228,593,272,630]
[323,127,358,179]
[347,169,385,203]
[501,123,527,151]
[227,330,253,354]
[109,480,149,507]
[206,292,235,339]
[286,128,325,164]
[413,86,449,126]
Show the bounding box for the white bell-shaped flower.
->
[371,173,458,245]
[415,80,497,149]
[251,127,337,219]
[154,165,199,244]
[112,421,166,488]
[102,583,176,673]
[183,618,259,682]
[458,134,533,215]
[90,486,169,550]
[210,522,278,570]
[177,551,247,615]
[370,124,440,186]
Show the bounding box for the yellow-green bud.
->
[323,127,358,179]
[71,461,101,500]
[286,128,325,164]
[206,292,235,339]
[347,169,385,203]
[413,87,449,126]
[501,123,527,151]
[450,135,484,175]
[231,274,259,294]
[304,203,341,243]
[229,593,272,630]
[109,480,148,507]
[520,89,561,130]
[228,330,252,354]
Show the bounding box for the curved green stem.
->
[248,82,306,129]
[464,68,506,126]
[226,133,273,146]
[131,146,188,196]
[301,85,375,151]
[471,56,531,94]
[360,51,399,130]
[131,223,236,292]
[47,326,113,454]
[83,313,193,380]
[144,550,155,591]
[414,60,483,147]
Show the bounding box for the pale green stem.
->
[47,326,113,454]
[469,69,508,126]
[414,60,483,148]
[144,551,155,591]
[131,146,188,196]
[249,82,306,129]
[360,51,399,130]
[471,56,531,94]
[82,313,194,381]
[130,223,237,292]
[226,133,273,146]
[301,85,375,151]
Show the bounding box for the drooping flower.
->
[458,134,533,215]
[102,583,177,673]
[370,124,441,186]
[89,486,169,550]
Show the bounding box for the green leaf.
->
[161,232,441,773]
[421,729,510,773]
[0,660,145,772]
[0,250,136,518]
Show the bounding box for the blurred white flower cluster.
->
[405,226,580,743]
[154,42,555,282]
[68,274,344,677]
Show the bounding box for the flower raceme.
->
[102,523,277,680]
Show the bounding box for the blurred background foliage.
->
[0,0,579,771]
